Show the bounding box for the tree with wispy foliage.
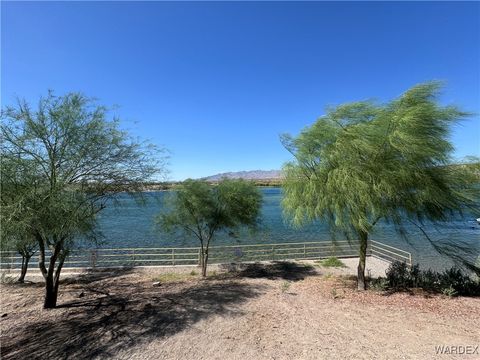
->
[281,82,480,290]
[158,179,262,276]
[1,91,167,307]
[1,155,40,282]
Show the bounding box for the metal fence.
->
[369,240,412,265]
[0,240,412,270]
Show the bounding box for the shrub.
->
[439,267,480,296]
[379,261,480,297]
[280,281,291,293]
[370,277,389,291]
[331,287,338,299]
[441,285,458,297]
[418,269,440,292]
[152,272,194,283]
[385,261,414,289]
[317,257,347,268]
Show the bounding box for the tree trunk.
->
[38,237,67,309]
[357,231,368,291]
[201,249,209,277]
[43,253,66,309]
[17,255,31,283]
[37,234,48,279]
[199,242,204,270]
[44,275,58,308]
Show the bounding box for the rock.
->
[1,313,7,318]
[79,292,85,298]
[152,281,161,287]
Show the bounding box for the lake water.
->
[94,187,480,271]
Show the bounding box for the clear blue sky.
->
[2,1,479,181]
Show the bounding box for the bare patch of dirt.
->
[1,263,479,360]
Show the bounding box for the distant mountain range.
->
[202,169,283,182]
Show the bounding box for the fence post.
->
[132,249,136,266]
[172,248,175,266]
[272,246,275,261]
[304,243,306,258]
[90,250,97,269]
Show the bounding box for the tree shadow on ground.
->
[219,261,317,281]
[0,278,266,360]
[0,267,136,289]
[61,266,136,285]
[0,279,45,288]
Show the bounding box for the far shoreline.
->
[141,180,283,191]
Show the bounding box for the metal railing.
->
[0,240,412,270]
[369,240,412,266]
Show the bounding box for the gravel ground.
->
[1,260,479,360]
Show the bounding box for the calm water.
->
[93,188,480,270]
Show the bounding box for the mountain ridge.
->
[201,169,283,181]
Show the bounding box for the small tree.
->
[0,218,38,283]
[0,155,40,282]
[1,233,38,284]
[281,82,479,290]
[158,179,262,276]
[1,91,167,307]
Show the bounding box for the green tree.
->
[1,91,167,307]
[158,179,262,276]
[1,155,40,282]
[281,82,480,290]
[0,201,38,283]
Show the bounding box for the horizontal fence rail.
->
[369,240,412,265]
[0,240,412,270]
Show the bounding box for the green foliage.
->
[1,92,165,194]
[280,280,291,293]
[158,178,262,276]
[152,272,195,283]
[369,277,389,291]
[1,91,166,307]
[317,257,347,268]
[385,262,419,289]
[377,261,480,296]
[438,267,479,296]
[0,156,39,253]
[159,178,262,239]
[281,82,480,279]
[331,287,345,299]
[441,286,458,297]
[208,270,218,277]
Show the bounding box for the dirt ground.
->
[1,261,479,360]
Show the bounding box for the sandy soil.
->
[1,261,479,360]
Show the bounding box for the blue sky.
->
[2,1,479,181]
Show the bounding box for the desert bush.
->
[280,281,291,293]
[317,257,347,268]
[385,261,414,289]
[370,277,389,291]
[375,261,480,296]
[438,267,479,296]
[441,285,458,297]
